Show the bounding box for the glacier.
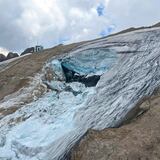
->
[1,27,160,159]
[0,47,117,159]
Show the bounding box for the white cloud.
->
[0,0,160,53]
[107,0,160,32]
[0,0,113,52]
[17,0,110,45]
[0,47,9,56]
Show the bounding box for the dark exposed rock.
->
[64,86,82,96]
[21,47,34,56]
[61,64,100,87]
[0,54,6,62]
[0,52,19,62]
[6,52,19,60]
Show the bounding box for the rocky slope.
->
[1,25,160,160]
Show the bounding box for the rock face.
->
[71,93,160,160]
[0,52,19,63]
[0,54,6,62]
[6,52,19,60]
[21,47,34,55]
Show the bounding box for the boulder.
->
[6,52,19,60]
[0,54,6,62]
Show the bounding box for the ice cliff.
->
[1,26,160,160]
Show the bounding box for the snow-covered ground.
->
[1,26,160,160]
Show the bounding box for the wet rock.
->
[61,64,100,87]
[77,75,100,87]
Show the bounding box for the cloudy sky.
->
[0,0,160,55]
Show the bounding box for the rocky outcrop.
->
[71,93,160,160]
[6,52,19,60]
[0,54,6,62]
[21,47,34,56]
[0,52,19,63]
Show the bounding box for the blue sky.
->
[97,3,105,16]
[0,0,160,54]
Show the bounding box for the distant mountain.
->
[6,52,19,60]
[0,52,19,63]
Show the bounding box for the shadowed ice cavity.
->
[60,48,117,87]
